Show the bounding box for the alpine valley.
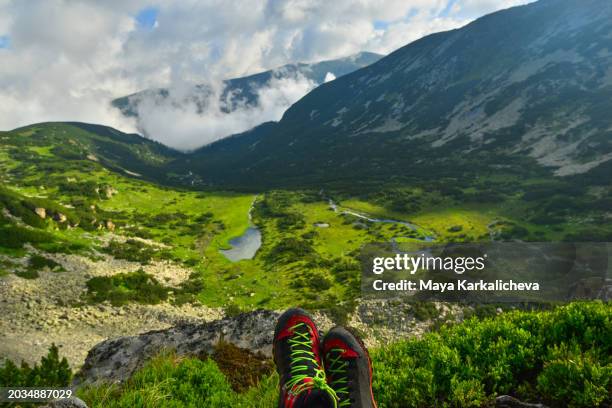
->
[1,1,611,407]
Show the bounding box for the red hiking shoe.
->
[274,308,338,408]
[322,326,377,408]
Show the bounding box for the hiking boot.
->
[322,326,377,408]
[274,308,338,408]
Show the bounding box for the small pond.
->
[220,227,262,262]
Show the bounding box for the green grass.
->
[28,145,54,157]
[410,207,494,241]
[77,352,278,408]
[1,123,611,310]
[72,302,611,408]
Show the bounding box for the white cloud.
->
[324,72,336,82]
[134,74,317,150]
[0,0,143,132]
[450,0,534,18]
[0,0,534,149]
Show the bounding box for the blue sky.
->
[0,35,9,49]
[440,0,461,17]
[136,7,159,30]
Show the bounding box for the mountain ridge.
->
[111,51,383,119]
[184,0,612,188]
[6,0,612,192]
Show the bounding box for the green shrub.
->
[412,302,440,321]
[29,254,62,271]
[17,302,610,408]
[372,301,611,407]
[0,344,72,389]
[449,377,487,407]
[0,186,79,228]
[276,212,305,231]
[102,239,156,264]
[15,269,39,279]
[58,180,99,198]
[265,238,314,263]
[308,273,332,291]
[85,269,169,306]
[0,225,54,249]
[537,344,611,407]
[79,353,236,408]
[224,304,244,318]
[172,274,205,305]
[0,189,46,228]
[78,351,279,408]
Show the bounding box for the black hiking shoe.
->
[274,308,338,408]
[322,326,377,408]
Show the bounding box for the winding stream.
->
[328,198,436,242]
[220,195,435,262]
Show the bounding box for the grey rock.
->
[75,309,280,385]
[39,397,88,408]
[496,395,548,408]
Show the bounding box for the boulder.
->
[39,397,88,408]
[34,207,46,219]
[496,395,548,408]
[74,309,280,385]
[103,186,117,199]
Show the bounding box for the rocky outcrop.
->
[71,300,463,385]
[75,310,281,385]
[73,301,461,386]
[39,397,88,408]
[103,186,117,199]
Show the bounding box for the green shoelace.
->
[285,323,338,407]
[326,348,351,407]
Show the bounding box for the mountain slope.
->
[2,122,181,184]
[111,52,382,118]
[186,0,612,188]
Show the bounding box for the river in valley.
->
[220,196,435,262]
[328,198,436,242]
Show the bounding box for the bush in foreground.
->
[77,352,277,408]
[75,301,610,407]
[0,344,72,398]
[372,301,611,407]
[2,302,609,407]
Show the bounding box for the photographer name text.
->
[373,279,540,292]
